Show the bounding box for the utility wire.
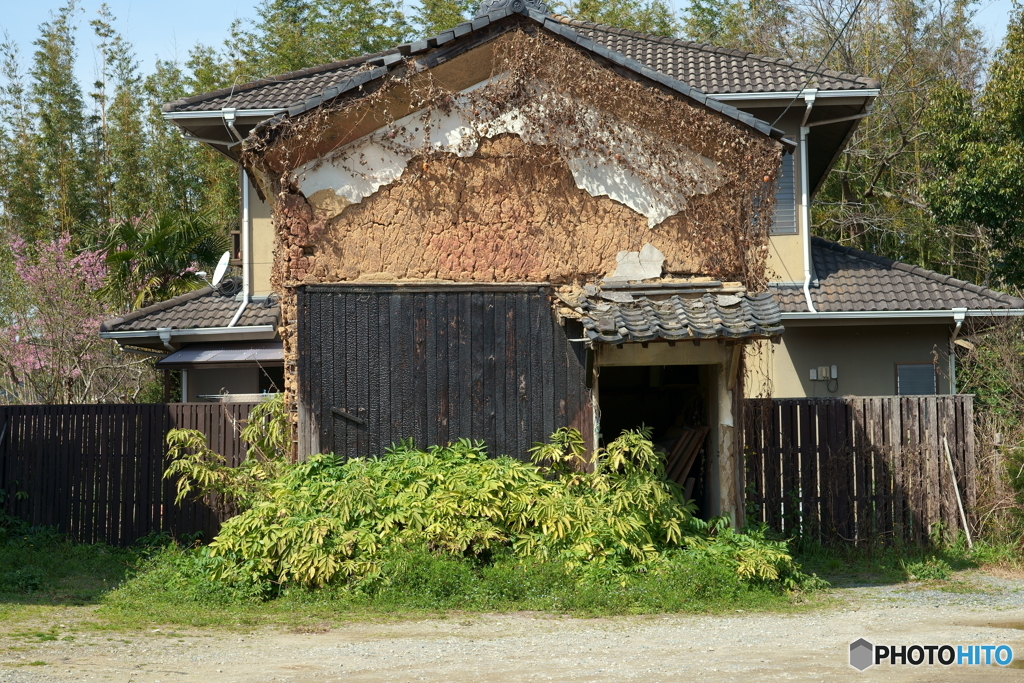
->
[771,0,868,128]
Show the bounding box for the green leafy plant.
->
[901,557,953,581]
[164,421,820,595]
[163,394,289,515]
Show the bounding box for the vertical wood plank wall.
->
[0,403,257,546]
[296,285,594,460]
[744,396,976,545]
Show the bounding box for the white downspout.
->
[950,307,967,393]
[800,91,817,314]
[228,169,250,327]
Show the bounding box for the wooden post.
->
[944,436,973,548]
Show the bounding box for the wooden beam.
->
[726,343,743,391]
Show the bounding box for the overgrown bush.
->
[161,411,819,600]
[956,320,1024,542]
[164,394,290,515]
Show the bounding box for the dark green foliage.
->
[922,6,1024,288]
[564,0,679,36]
[229,0,411,81]
[414,0,475,36]
[680,0,790,54]
[0,527,135,605]
[28,1,97,243]
[99,211,231,311]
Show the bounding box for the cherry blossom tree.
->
[0,235,152,404]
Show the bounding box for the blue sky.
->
[1,1,253,87]
[0,0,1018,91]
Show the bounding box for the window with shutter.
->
[770,152,798,235]
[896,363,936,395]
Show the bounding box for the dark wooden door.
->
[296,284,593,460]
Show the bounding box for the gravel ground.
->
[2,571,1023,682]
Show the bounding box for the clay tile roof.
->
[100,280,281,332]
[555,17,879,94]
[772,237,1024,313]
[577,290,784,344]
[162,52,393,113]
[163,12,876,116]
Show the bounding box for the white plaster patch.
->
[292,79,724,227]
[608,243,665,281]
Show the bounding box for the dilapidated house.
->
[110,1,1024,525]
[233,3,800,523]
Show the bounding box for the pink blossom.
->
[0,234,117,403]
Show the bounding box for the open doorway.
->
[596,364,710,512]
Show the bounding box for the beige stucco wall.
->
[767,232,804,284]
[746,322,953,398]
[762,111,804,286]
[247,180,275,296]
[184,368,259,402]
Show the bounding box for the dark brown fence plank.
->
[779,400,796,535]
[0,402,259,546]
[762,401,781,530]
[797,399,817,542]
[743,395,975,546]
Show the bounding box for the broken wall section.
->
[247,28,785,453]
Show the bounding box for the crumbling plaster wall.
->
[250,28,784,455]
[265,134,767,453]
[279,135,737,285]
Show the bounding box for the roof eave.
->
[710,89,879,103]
[173,10,792,146]
[100,325,278,339]
[163,108,288,120]
[780,309,1024,321]
[101,325,279,352]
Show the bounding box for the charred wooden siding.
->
[296,284,593,459]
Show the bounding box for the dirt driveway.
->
[2,573,1024,682]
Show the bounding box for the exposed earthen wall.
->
[278,135,758,285]
[252,27,785,454]
[268,135,770,450]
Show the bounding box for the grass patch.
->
[792,536,1023,586]
[0,530,819,632]
[0,526,136,606]
[97,542,808,628]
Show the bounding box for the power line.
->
[771,0,868,128]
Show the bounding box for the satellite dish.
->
[211,251,231,287]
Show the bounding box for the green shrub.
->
[164,393,290,515]
[161,420,819,597]
[902,557,953,581]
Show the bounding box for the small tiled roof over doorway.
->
[559,283,784,345]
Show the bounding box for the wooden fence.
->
[744,395,976,545]
[0,403,258,546]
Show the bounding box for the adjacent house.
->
[102,2,1024,522]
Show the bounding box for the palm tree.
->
[100,211,231,311]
